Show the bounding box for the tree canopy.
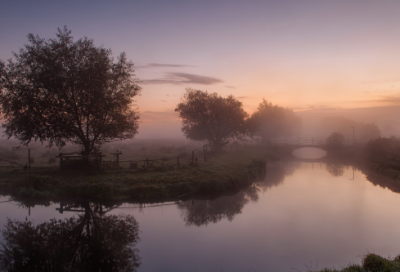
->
[320,116,380,144]
[326,132,345,149]
[0,27,140,155]
[249,99,301,143]
[175,89,250,149]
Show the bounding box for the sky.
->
[1,0,400,138]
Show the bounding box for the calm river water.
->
[1,155,400,271]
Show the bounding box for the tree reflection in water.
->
[326,161,345,177]
[178,162,294,226]
[0,202,140,272]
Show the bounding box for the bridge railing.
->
[273,137,326,146]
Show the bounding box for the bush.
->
[366,137,400,158]
[362,253,393,272]
[326,132,345,149]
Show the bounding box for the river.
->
[1,156,400,271]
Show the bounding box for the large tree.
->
[249,99,301,144]
[175,89,250,150]
[0,27,140,155]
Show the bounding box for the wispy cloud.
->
[348,93,400,105]
[225,85,236,89]
[362,78,400,84]
[378,95,400,104]
[140,111,180,123]
[137,63,195,69]
[142,72,223,85]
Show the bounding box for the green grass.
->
[313,253,400,272]
[0,146,267,201]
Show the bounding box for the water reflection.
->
[178,186,257,226]
[257,162,296,191]
[292,147,327,160]
[0,202,141,272]
[360,168,400,195]
[325,162,345,177]
[2,162,400,271]
[178,162,294,226]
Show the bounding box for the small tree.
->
[326,132,345,149]
[249,99,301,144]
[175,89,250,150]
[0,27,140,155]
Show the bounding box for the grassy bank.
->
[315,253,400,272]
[355,137,400,181]
[0,148,266,201]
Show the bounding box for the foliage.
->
[362,253,395,272]
[249,99,301,143]
[326,132,345,149]
[175,89,250,149]
[0,27,140,155]
[360,123,381,143]
[320,116,380,144]
[366,136,400,157]
[314,253,400,272]
[0,203,140,272]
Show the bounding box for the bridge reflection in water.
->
[292,147,327,160]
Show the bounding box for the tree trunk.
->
[81,144,92,156]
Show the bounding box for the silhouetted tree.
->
[365,136,400,158]
[249,99,301,144]
[360,123,380,143]
[326,132,345,149]
[320,116,381,144]
[0,27,140,155]
[0,202,141,272]
[175,89,250,150]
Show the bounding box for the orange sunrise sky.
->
[1,0,400,138]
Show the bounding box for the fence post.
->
[99,152,103,169]
[59,153,63,169]
[28,148,31,170]
[146,158,149,167]
[116,150,120,166]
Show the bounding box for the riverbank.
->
[315,253,400,272]
[356,137,400,182]
[0,148,266,201]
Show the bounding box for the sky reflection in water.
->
[1,162,400,271]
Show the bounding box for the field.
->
[0,139,266,201]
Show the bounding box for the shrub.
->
[366,137,400,158]
[362,253,392,272]
[326,132,345,149]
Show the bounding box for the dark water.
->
[1,158,400,271]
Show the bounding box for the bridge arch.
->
[274,137,329,159]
